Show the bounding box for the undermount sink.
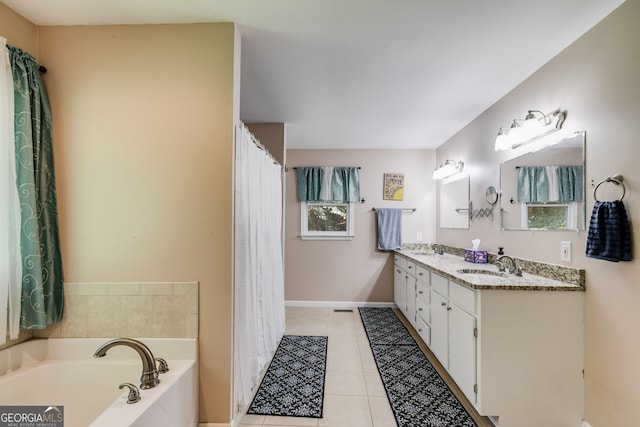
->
[411,251,431,256]
[457,268,506,277]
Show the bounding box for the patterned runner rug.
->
[359,307,477,427]
[246,335,328,418]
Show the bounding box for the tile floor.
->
[238,306,491,427]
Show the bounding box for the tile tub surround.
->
[397,249,584,291]
[34,282,199,339]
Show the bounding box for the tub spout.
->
[94,338,160,389]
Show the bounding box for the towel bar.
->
[371,207,416,212]
[594,174,625,202]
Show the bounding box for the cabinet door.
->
[449,304,477,403]
[406,275,417,326]
[394,265,406,312]
[430,291,449,366]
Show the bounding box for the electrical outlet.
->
[560,241,572,262]
[416,232,423,242]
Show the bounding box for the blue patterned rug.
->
[359,307,477,427]
[246,335,328,418]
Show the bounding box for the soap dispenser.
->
[498,247,504,255]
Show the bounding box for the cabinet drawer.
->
[431,273,448,296]
[394,256,407,270]
[415,316,431,347]
[406,261,416,276]
[416,282,430,303]
[416,299,430,324]
[449,281,476,314]
[416,265,430,284]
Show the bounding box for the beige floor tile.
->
[263,415,319,426]
[363,372,386,397]
[318,395,373,427]
[324,370,367,396]
[368,396,397,427]
[239,413,265,425]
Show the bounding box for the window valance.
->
[295,167,360,202]
[517,165,584,203]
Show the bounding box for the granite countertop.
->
[395,250,585,292]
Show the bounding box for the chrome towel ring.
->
[594,174,625,202]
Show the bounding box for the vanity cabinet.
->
[397,253,583,427]
[415,266,431,345]
[393,255,416,325]
[430,273,477,403]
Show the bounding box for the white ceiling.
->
[2,0,625,149]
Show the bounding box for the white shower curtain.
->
[234,123,286,412]
[0,37,23,344]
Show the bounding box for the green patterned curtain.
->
[295,167,360,202]
[9,46,63,329]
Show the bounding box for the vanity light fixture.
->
[494,109,566,151]
[433,159,464,180]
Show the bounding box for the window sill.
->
[299,235,354,241]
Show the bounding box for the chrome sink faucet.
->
[94,338,160,389]
[496,255,522,276]
[431,243,444,255]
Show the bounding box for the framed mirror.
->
[439,175,470,229]
[500,131,586,231]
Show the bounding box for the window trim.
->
[300,201,355,240]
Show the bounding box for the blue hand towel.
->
[376,208,402,251]
[586,200,632,262]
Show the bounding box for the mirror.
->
[486,186,499,205]
[500,131,585,230]
[439,175,470,229]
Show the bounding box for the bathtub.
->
[0,338,197,427]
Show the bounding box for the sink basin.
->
[457,268,506,277]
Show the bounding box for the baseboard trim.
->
[582,421,593,427]
[285,300,395,308]
[198,423,231,427]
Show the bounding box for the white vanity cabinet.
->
[429,273,478,404]
[398,253,584,427]
[414,266,431,345]
[393,255,416,325]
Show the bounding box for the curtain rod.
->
[292,166,361,170]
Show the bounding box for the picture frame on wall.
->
[383,173,404,201]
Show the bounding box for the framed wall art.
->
[383,173,404,201]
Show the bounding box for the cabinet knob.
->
[447,307,452,311]
[419,272,423,276]
[418,329,422,332]
[441,302,446,306]
[418,308,422,311]
[418,291,423,294]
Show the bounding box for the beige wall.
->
[35,23,237,424]
[246,122,286,165]
[0,2,36,53]
[436,1,640,425]
[285,149,436,303]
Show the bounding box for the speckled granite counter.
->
[395,250,585,291]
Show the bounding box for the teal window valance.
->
[517,165,584,203]
[295,167,360,202]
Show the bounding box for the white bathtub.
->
[0,338,197,427]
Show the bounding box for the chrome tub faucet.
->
[94,338,160,389]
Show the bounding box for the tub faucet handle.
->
[156,357,170,374]
[119,383,141,404]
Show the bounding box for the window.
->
[523,202,578,230]
[300,201,355,240]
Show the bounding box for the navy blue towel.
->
[586,201,632,262]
